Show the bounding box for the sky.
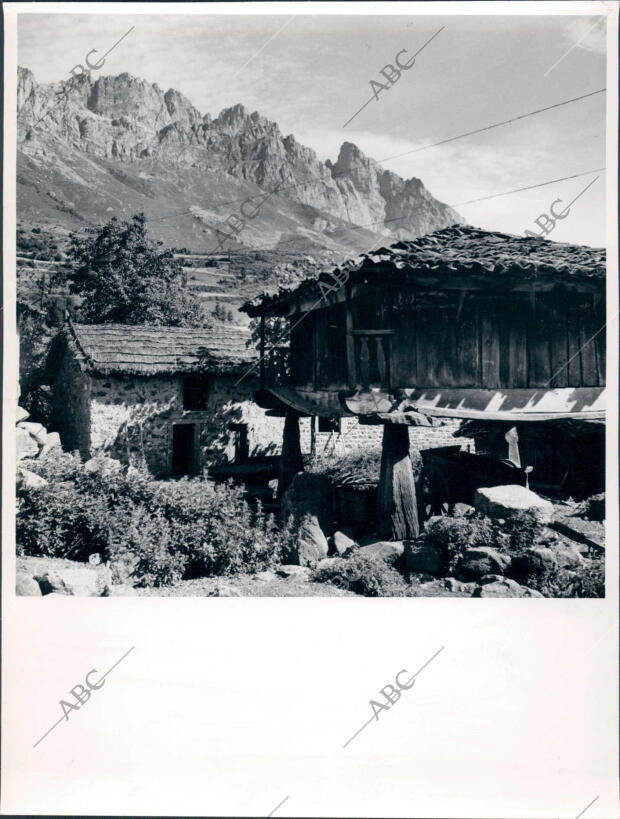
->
[17,11,608,246]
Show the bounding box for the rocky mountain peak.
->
[16,65,465,253]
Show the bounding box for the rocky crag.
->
[17,67,464,255]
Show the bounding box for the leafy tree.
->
[66,214,208,326]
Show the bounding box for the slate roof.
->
[66,321,255,375]
[243,225,606,316]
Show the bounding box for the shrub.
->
[311,553,406,597]
[495,510,542,552]
[16,479,113,560]
[16,461,297,586]
[112,508,187,587]
[423,515,495,574]
[148,480,288,577]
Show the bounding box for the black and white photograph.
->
[2,2,618,817]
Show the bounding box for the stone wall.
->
[88,372,284,477]
[299,416,473,456]
[51,349,92,458]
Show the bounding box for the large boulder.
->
[332,529,356,555]
[16,406,29,423]
[35,567,110,597]
[354,540,404,565]
[509,547,557,583]
[16,467,48,490]
[16,427,39,460]
[475,485,554,523]
[403,539,445,575]
[473,578,543,598]
[459,547,511,579]
[16,573,42,596]
[287,514,329,566]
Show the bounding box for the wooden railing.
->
[351,330,393,390]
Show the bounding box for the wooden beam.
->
[376,424,419,540]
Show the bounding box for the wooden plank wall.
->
[387,287,605,390]
[287,286,605,391]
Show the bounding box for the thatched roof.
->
[243,225,606,316]
[65,321,255,376]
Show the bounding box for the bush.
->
[311,553,405,597]
[495,510,542,552]
[147,480,289,578]
[423,515,495,574]
[16,464,296,586]
[17,479,113,560]
[113,508,187,587]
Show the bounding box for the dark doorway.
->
[172,424,197,476]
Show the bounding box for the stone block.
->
[16,406,29,423]
[475,485,554,523]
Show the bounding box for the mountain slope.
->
[17,66,464,256]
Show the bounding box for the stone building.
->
[47,321,284,477]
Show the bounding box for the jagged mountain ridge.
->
[17,66,464,255]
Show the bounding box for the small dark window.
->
[183,374,211,410]
[318,416,341,433]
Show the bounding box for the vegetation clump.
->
[17,450,295,587]
[311,553,406,597]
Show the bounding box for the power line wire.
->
[452,167,605,206]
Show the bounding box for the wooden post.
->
[310,415,317,456]
[376,423,419,540]
[277,413,303,502]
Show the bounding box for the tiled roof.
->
[243,225,606,316]
[67,321,255,375]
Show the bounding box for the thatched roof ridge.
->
[66,321,255,376]
[243,225,606,316]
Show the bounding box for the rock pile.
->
[16,405,61,488]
